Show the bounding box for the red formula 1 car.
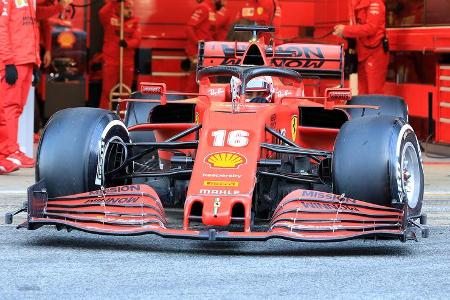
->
[8,26,428,242]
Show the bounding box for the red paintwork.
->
[184,102,298,231]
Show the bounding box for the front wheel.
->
[37,108,131,197]
[332,116,424,217]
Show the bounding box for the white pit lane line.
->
[424,192,450,198]
[0,190,27,195]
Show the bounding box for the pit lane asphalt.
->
[1,161,450,299]
[0,226,449,299]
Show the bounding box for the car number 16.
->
[212,130,249,147]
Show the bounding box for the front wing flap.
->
[23,181,411,242]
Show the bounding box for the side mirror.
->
[139,82,167,104]
[325,88,352,102]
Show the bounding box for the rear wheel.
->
[347,95,408,121]
[332,116,423,217]
[37,108,130,197]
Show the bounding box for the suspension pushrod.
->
[117,169,193,179]
[112,141,199,149]
[258,171,322,184]
[106,124,202,176]
[261,143,331,157]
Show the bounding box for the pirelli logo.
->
[203,180,239,187]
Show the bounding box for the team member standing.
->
[184,0,215,92]
[186,0,215,60]
[333,0,388,94]
[239,0,281,31]
[99,0,141,110]
[214,0,230,40]
[0,0,41,172]
[36,0,73,68]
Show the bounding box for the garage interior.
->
[28,0,450,151]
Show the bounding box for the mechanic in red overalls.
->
[0,0,41,173]
[333,0,388,94]
[214,0,230,41]
[36,0,72,68]
[184,0,215,92]
[239,0,281,33]
[99,0,141,110]
[186,0,215,59]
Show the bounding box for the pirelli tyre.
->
[347,95,408,121]
[332,116,424,217]
[37,108,130,198]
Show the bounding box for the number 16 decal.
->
[212,130,249,147]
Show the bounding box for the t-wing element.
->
[233,24,275,40]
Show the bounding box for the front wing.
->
[20,181,419,242]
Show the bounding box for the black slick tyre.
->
[347,95,408,121]
[36,108,130,197]
[332,116,423,217]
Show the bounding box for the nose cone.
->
[184,195,252,230]
[201,196,233,226]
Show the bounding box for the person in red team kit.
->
[186,0,215,59]
[184,0,215,92]
[214,0,230,40]
[99,0,141,110]
[36,0,72,68]
[0,0,41,174]
[333,0,388,94]
[239,0,281,31]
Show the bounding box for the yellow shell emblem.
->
[57,31,76,49]
[206,152,246,169]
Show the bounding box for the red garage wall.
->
[132,0,317,91]
[134,0,316,48]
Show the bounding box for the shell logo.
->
[205,152,246,169]
[57,31,76,49]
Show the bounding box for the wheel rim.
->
[103,136,128,186]
[401,142,421,208]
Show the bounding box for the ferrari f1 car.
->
[8,26,428,242]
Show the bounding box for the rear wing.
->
[198,41,344,84]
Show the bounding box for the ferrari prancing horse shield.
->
[291,115,298,141]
